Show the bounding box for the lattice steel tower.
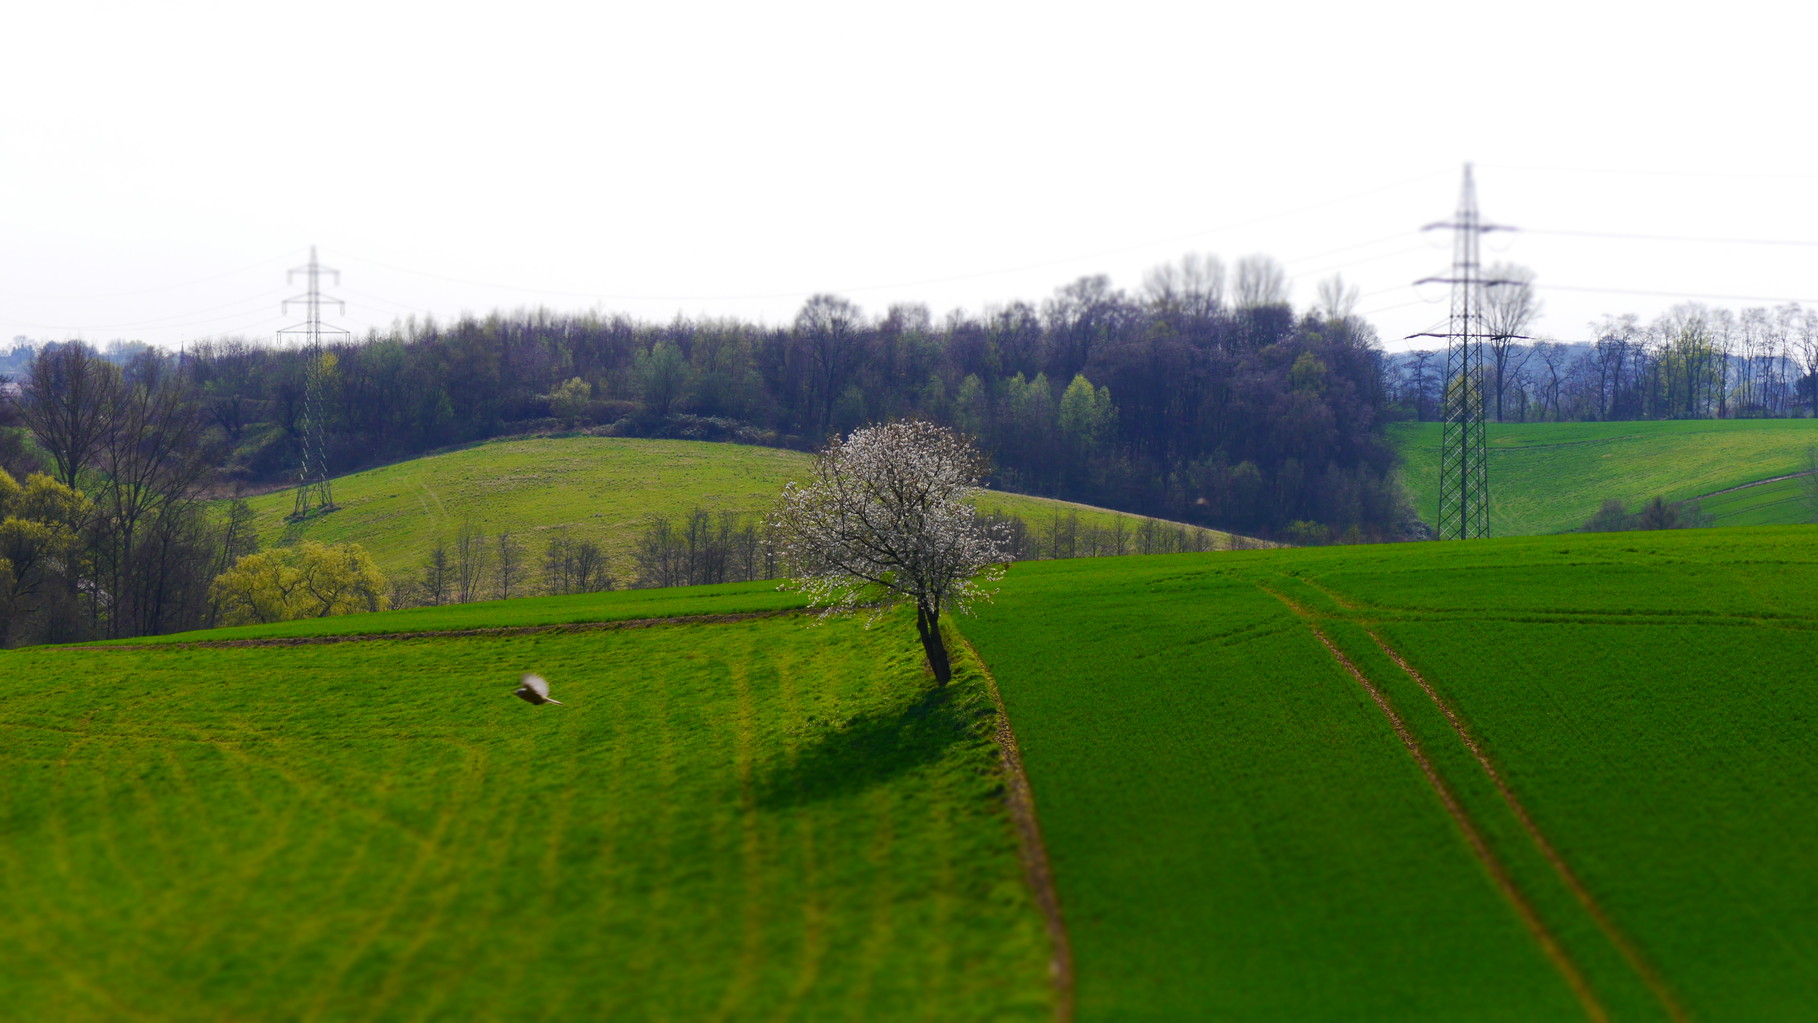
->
[1412,165,1510,540]
[278,246,348,520]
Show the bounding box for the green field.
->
[0,590,1055,1020]
[1390,419,1818,535]
[239,436,1242,585]
[965,526,1818,1019]
[14,511,1818,1018]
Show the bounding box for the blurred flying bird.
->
[514,673,564,706]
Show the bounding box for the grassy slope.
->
[0,597,1054,1019]
[962,526,1818,1020]
[1390,419,1818,535]
[240,436,1240,582]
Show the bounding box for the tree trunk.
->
[915,601,951,686]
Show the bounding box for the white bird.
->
[513,673,564,706]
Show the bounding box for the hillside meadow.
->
[1390,418,1818,535]
[235,436,1243,585]
[965,525,1818,1020]
[13,500,1818,1018]
[0,587,1057,1020]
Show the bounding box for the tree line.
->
[0,344,256,645]
[102,253,1405,541]
[389,504,1248,612]
[1392,291,1818,423]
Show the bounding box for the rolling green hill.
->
[965,526,1818,1019]
[238,436,1244,586]
[0,585,1056,1019]
[17,513,1817,1017]
[1390,419,1818,535]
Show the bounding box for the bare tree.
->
[1482,263,1540,422]
[1314,274,1361,323]
[1143,253,1225,328]
[770,420,1008,685]
[1591,318,1637,421]
[1407,350,1439,421]
[1790,308,1818,418]
[17,342,117,489]
[1232,254,1289,308]
[795,294,866,437]
[1534,341,1572,420]
[495,529,522,599]
[453,518,490,603]
[92,353,212,637]
[543,531,613,594]
[420,539,451,606]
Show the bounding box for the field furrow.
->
[1361,626,1689,1023]
[1,604,1055,1020]
[1263,585,1608,1022]
[963,527,1818,1018]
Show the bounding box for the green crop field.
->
[0,589,1057,1020]
[964,526,1818,1019]
[237,436,1241,584]
[1390,419,1818,535]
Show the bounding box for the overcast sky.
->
[5,1,1816,354]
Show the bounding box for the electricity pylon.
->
[1410,164,1514,540]
[278,246,349,520]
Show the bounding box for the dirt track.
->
[66,609,807,651]
[958,634,1075,1023]
[1265,576,1686,1023]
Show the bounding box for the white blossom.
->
[770,420,1009,683]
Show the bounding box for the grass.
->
[240,437,806,580]
[236,435,1243,584]
[86,579,810,646]
[1390,419,1818,535]
[0,597,1055,1019]
[961,526,1818,1019]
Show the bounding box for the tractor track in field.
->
[65,609,811,650]
[1260,584,1609,1023]
[1276,574,1687,1022]
[957,633,1075,1023]
[1361,627,1690,1023]
[1694,470,1815,498]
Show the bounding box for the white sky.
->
[4,0,1816,354]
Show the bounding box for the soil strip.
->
[1365,629,1688,1023]
[1696,470,1815,498]
[1261,586,1608,1023]
[67,609,809,651]
[956,633,1075,1023]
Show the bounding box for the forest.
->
[109,253,1409,541]
[15,251,1812,644]
[1391,296,1818,423]
[0,253,1412,643]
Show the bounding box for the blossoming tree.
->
[770,420,1008,685]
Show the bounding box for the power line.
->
[1286,243,1428,284]
[0,299,291,334]
[1521,228,1818,249]
[0,250,300,300]
[1357,297,1435,318]
[1484,163,1818,181]
[1541,283,1818,305]
[321,170,1455,306]
[1280,231,1419,267]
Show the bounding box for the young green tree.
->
[547,376,590,428]
[1058,373,1115,458]
[0,470,90,645]
[770,420,1008,685]
[210,541,388,625]
[635,341,689,417]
